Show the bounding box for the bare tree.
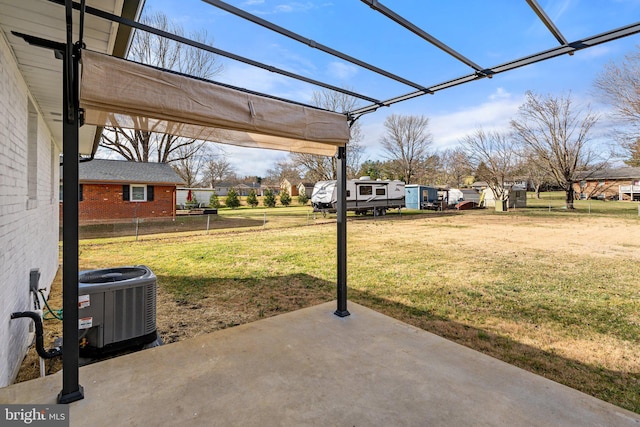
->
[99,11,222,163]
[204,155,234,188]
[594,50,640,166]
[380,114,432,184]
[521,151,552,198]
[291,88,365,180]
[293,155,336,182]
[264,159,301,186]
[402,155,441,185]
[511,92,601,209]
[172,145,226,187]
[463,129,521,205]
[172,146,205,187]
[440,147,472,187]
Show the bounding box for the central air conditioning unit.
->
[78,266,158,356]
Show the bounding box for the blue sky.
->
[140,0,640,177]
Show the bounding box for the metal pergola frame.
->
[17,0,640,403]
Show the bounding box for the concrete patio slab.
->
[1,302,639,426]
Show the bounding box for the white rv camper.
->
[311,177,405,215]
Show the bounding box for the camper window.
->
[359,186,373,196]
[376,188,386,196]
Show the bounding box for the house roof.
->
[578,167,640,180]
[79,159,184,185]
[0,0,143,155]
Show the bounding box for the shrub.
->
[280,188,291,207]
[209,191,221,209]
[297,192,309,205]
[246,189,259,207]
[225,188,241,209]
[263,189,276,208]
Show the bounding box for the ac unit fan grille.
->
[80,267,148,283]
[145,283,156,334]
[111,281,156,343]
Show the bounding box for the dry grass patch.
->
[15,210,640,413]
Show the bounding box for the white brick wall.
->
[0,32,60,387]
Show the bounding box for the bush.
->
[225,188,241,209]
[263,189,276,208]
[209,191,221,209]
[297,192,309,205]
[246,189,259,207]
[280,188,291,207]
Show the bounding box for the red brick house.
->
[573,167,640,201]
[63,159,184,223]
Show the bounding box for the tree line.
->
[97,11,640,210]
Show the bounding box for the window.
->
[359,186,372,196]
[130,185,146,201]
[598,180,605,187]
[375,188,386,196]
[124,184,154,202]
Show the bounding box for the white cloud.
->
[430,90,522,149]
[359,88,524,158]
[574,45,613,60]
[215,63,291,94]
[250,2,316,15]
[222,145,290,178]
[326,61,358,80]
[243,0,265,5]
[489,87,511,101]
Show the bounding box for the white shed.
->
[482,186,527,209]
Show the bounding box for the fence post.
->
[135,217,139,241]
[206,214,210,235]
[263,212,267,229]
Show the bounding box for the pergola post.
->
[335,146,350,317]
[58,0,83,404]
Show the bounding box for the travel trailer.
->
[311,177,405,215]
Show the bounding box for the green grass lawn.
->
[526,191,640,217]
[70,201,640,414]
[58,194,640,413]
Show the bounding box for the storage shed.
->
[482,186,527,209]
[405,185,438,210]
[461,189,481,204]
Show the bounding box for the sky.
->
[129,0,640,177]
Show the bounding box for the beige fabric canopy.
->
[80,50,350,156]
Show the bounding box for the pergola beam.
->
[49,0,382,105]
[526,0,569,46]
[350,21,640,117]
[203,0,430,92]
[361,0,487,74]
